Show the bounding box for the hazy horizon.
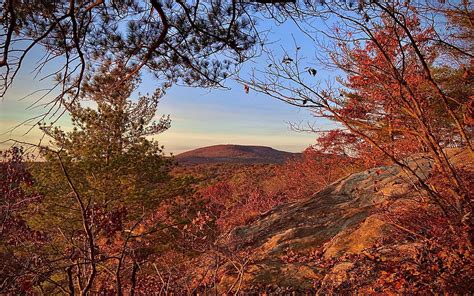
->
[0,19,333,154]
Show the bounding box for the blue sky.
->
[0,16,334,154]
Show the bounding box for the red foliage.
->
[197,132,374,232]
[335,16,468,160]
[0,148,45,294]
[199,178,283,231]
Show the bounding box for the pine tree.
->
[27,61,178,294]
[37,60,172,210]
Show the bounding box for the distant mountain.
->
[175,144,300,164]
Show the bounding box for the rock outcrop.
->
[217,149,472,292]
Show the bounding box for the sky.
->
[0,15,333,155]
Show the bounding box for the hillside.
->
[208,148,473,293]
[175,144,300,164]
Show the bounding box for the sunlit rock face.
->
[217,149,470,292]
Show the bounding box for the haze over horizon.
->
[0,75,319,154]
[0,19,333,154]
